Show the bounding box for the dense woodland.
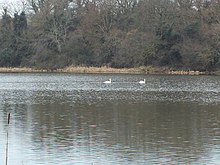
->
[1,0,220,71]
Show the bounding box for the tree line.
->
[1,0,220,71]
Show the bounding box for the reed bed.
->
[59,66,159,74]
[0,67,44,73]
[58,65,172,74]
[0,66,213,75]
[168,70,206,75]
[0,66,165,74]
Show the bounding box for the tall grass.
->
[0,66,159,74]
[0,66,209,75]
[58,66,166,74]
[0,67,43,73]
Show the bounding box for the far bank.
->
[0,66,215,75]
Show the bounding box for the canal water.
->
[0,73,220,165]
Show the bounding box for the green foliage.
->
[0,10,32,67]
[62,32,94,66]
[198,49,220,71]
[0,48,14,67]
[13,12,27,37]
[183,22,200,38]
[111,30,148,68]
[1,9,12,41]
[144,42,158,66]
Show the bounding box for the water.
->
[0,73,220,165]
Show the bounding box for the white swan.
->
[139,79,146,84]
[103,78,111,84]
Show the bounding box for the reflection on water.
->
[0,73,220,164]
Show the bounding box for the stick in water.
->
[6,112,10,165]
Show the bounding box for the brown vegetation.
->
[0,66,160,74]
[0,66,216,75]
[59,66,170,74]
[168,70,206,75]
[1,0,220,72]
[0,67,47,73]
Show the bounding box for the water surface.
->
[0,73,220,164]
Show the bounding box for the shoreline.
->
[0,66,216,75]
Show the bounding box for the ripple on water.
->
[1,74,220,165]
[0,88,220,105]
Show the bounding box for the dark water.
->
[0,73,220,165]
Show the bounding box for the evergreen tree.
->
[0,8,13,66]
[13,11,27,37]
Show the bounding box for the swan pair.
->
[103,78,146,84]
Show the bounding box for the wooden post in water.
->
[6,112,10,165]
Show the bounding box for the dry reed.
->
[0,67,44,73]
[6,112,10,165]
[58,66,166,74]
[0,66,211,75]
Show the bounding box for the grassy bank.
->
[0,66,213,75]
[58,66,169,74]
[0,67,44,73]
[0,66,168,74]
